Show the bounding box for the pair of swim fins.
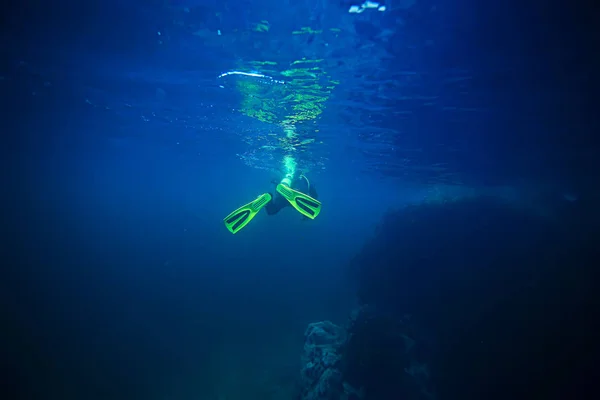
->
[223,184,322,234]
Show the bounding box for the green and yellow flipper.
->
[223,193,272,234]
[276,184,322,219]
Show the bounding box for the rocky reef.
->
[299,306,433,400]
[299,320,346,400]
[301,195,597,400]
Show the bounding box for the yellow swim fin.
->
[276,184,322,219]
[223,193,272,234]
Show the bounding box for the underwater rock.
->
[299,309,433,400]
[348,196,599,400]
[300,321,347,400]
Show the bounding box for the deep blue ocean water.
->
[2,1,598,400]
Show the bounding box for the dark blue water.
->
[2,1,598,400]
